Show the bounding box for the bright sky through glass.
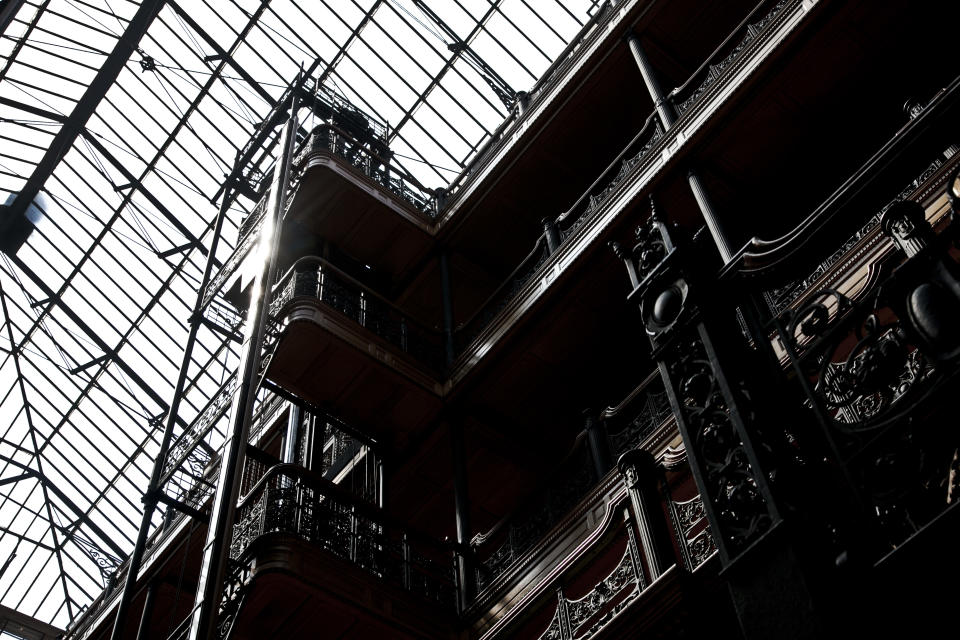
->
[0,0,602,630]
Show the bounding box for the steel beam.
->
[0,455,126,558]
[166,0,272,104]
[0,1,27,37]
[3,0,166,224]
[389,0,508,146]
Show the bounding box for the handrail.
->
[721,73,960,281]
[668,0,779,105]
[270,255,445,370]
[296,122,432,197]
[236,462,444,548]
[271,255,438,335]
[230,462,458,609]
[455,236,548,333]
[556,110,661,229]
[599,369,661,422]
[470,433,596,591]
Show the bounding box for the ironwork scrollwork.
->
[771,187,960,553]
[535,529,644,640]
[613,210,780,563]
[667,339,771,552]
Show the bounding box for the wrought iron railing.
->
[603,373,673,461]
[557,113,664,244]
[763,156,947,315]
[455,0,801,360]
[454,236,550,355]
[270,256,445,372]
[294,124,436,217]
[471,439,595,593]
[670,0,790,115]
[229,463,457,608]
[764,172,960,559]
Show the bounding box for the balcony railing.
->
[455,0,803,361]
[293,124,437,218]
[454,235,550,355]
[470,372,684,595]
[670,0,790,115]
[763,155,948,316]
[270,256,445,372]
[758,163,960,560]
[472,439,595,594]
[229,463,457,608]
[205,122,437,313]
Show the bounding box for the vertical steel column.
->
[449,417,474,611]
[133,580,158,640]
[618,450,673,581]
[282,404,302,464]
[188,86,300,640]
[377,458,386,510]
[583,410,612,478]
[110,176,234,640]
[439,251,455,369]
[626,35,736,263]
[542,217,561,254]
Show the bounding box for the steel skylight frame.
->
[0,0,599,630]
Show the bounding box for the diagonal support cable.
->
[1,0,166,230]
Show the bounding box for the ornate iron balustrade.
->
[205,121,434,313]
[666,494,715,572]
[553,113,664,244]
[270,256,445,372]
[455,1,801,362]
[603,373,673,461]
[767,182,960,558]
[670,0,791,115]
[472,441,596,593]
[454,235,551,355]
[536,529,645,640]
[228,463,457,608]
[294,124,436,217]
[764,156,947,315]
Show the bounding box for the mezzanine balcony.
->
[447,0,822,387]
[465,372,720,640]
[205,117,438,318]
[264,256,444,447]
[223,463,457,640]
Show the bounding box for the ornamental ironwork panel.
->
[763,157,945,315]
[535,527,644,640]
[607,379,673,460]
[270,259,445,371]
[612,213,782,564]
[230,464,457,608]
[672,0,792,116]
[474,443,595,592]
[769,191,960,554]
[666,494,716,571]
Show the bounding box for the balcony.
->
[446,0,819,386]
[467,372,718,638]
[206,119,438,314]
[224,463,457,639]
[265,256,444,448]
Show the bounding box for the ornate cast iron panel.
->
[770,186,960,555]
[612,213,782,564]
[536,527,644,640]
